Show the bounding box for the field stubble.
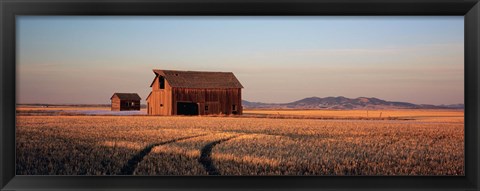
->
[16,108,464,175]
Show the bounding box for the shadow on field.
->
[119,134,207,175]
[198,136,240,175]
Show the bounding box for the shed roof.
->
[152,69,243,89]
[111,93,142,100]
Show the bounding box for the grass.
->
[15,107,464,175]
[244,109,464,121]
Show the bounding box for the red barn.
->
[146,69,243,116]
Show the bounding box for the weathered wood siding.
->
[111,96,141,111]
[111,97,121,111]
[146,76,173,115]
[147,75,243,116]
[120,100,141,111]
[172,88,242,115]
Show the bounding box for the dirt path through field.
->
[198,136,240,175]
[119,134,207,175]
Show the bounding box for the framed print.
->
[1,0,479,190]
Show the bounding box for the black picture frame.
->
[1,0,479,190]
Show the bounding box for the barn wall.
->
[172,88,242,115]
[133,101,141,110]
[112,95,141,111]
[238,88,243,114]
[111,97,121,111]
[147,76,173,115]
[119,100,141,111]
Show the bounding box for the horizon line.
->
[16,95,464,106]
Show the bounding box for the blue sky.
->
[17,16,464,105]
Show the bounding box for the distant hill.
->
[242,96,464,110]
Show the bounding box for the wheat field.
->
[16,107,464,176]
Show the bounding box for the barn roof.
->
[146,91,152,100]
[152,69,243,89]
[111,93,141,100]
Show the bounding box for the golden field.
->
[16,107,464,175]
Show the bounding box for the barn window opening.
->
[159,76,165,89]
[232,104,237,111]
[205,105,209,111]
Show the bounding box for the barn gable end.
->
[147,73,173,115]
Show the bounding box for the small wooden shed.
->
[110,93,141,111]
[146,69,243,116]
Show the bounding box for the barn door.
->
[177,102,199,115]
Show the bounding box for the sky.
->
[16,16,464,105]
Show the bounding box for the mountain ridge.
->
[242,96,464,110]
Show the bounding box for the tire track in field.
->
[198,135,240,175]
[119,134,207,175]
